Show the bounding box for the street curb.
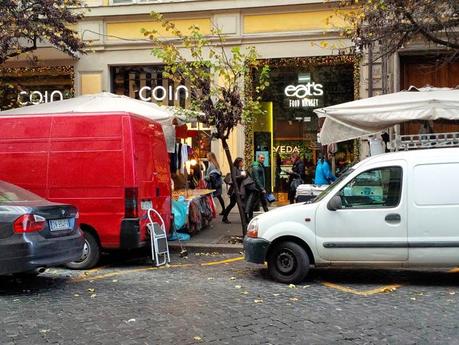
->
[168,242,243,254]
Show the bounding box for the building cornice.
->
[83,0,335,18]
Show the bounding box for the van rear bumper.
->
[244,237,270,264]
[120,218,141,249]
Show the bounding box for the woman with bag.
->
[222,157,247,224]
[205,152,225,214]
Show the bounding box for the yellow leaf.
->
[254,299,263,303]
[288,284,296,289]
[193,336,202,341]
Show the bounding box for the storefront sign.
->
[273,145,300,154]
[284,82,323,108]
[17,90,64,105]
[139,85,189,102]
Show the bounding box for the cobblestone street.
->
[1,252,459,345]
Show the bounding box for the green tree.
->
[336,0,459,60]
[143,13,270,234]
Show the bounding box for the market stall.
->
[313,86,459,146]
[172,189,216,235]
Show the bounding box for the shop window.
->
[0,66,74,110]
[110,65,189,108]
[254,59,355,200]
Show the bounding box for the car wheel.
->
[268,241,309,284]
[65,231,100,270]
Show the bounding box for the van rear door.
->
[130,117,171,236]
[315,161,408,262]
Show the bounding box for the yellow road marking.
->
[448,267,459,273]
[200,256,244,266]
[73,256,245,282]
[73,264,192,282]
[321,281,401,296]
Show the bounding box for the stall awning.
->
[313,87,459,145]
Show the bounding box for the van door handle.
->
[385,213,401,223]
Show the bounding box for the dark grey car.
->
[0,180,84,275]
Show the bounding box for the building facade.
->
[2,0,457,200]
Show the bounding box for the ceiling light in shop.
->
[298,73,311,84]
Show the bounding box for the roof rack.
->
[395,132,459,151]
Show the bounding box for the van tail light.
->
[13,214,46,233]
[125,187,139,218]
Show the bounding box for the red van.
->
[0,112,171,269]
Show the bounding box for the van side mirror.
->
[327,195,342,211]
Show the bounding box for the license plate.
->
[141,200,153,210]
[49,219,71,231]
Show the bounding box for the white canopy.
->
[314,87,459,145]
[0,92,189,126]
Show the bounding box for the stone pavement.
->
[1,252,459,345]
[168,203,277,253]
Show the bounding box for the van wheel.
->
[268,241,309,284]
[66,231,100,270]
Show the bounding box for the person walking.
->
[287,152,305,204]
[205,152,225,214]
[246,153,269,221]
[222,157,247,224]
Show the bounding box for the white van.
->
[244,148,459,283]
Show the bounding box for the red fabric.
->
[207,195,217,218]
[175,125,199,138]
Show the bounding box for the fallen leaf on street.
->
[40,329,50,334]
[90,294,97,298]
[112,280,118,283]
[288,284,296,289]
[126,319,136,323]
[235,285,242,289]
[289,297,299,301]
[230,277,236,280]
[303,285,310,289]
[449,291,456,295]
[254,299,263,303]
[273,293,280,297]
[382,286,398,293]
[410,297,416,301]
[73,294,80,297]
[241,291,249,295]
[87,288,95,293]
[193,336,202,341]
[207,277,214,280]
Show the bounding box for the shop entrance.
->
[254,58,356,204]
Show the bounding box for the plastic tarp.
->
[313,87,459,145]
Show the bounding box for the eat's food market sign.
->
[284,82,323,108]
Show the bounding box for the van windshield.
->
[307,168,354,204]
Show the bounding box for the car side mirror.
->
[327,195,342,211]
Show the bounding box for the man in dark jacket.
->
[288,152,305,204]
[246,153,269,221]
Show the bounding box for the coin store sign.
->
[17,90,64,105]
[284,82,323,108]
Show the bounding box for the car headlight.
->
[246,218,259,238]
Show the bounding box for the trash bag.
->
[172,196,188,231]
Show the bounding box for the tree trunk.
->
[221,137,248,236]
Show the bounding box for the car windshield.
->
[307,168,354,204]
[0,181,44,203]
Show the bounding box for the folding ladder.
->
[147,208,170,267]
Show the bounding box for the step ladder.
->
[147,208,170,267]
